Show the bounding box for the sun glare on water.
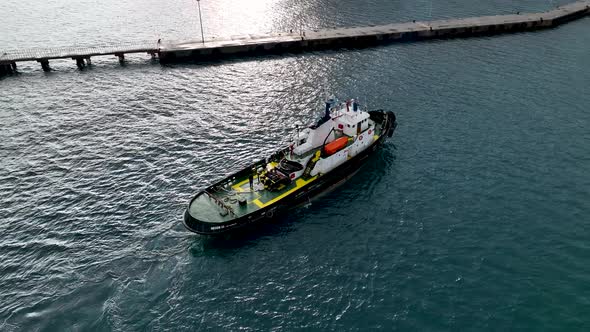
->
[199,0,283,37]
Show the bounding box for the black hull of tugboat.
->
[183,111,397,235]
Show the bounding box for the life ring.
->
[368,129,372,135]
[359,135,363,141]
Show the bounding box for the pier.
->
[0,42,158,75]
[1,1,589,77]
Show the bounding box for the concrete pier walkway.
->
[1,1,588,76]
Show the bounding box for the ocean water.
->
[1,0,590,331]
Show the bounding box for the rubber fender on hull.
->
[368,110,385,123]
[387,111,397,137]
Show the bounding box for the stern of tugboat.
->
[183,191,243,235]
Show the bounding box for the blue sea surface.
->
[1,0,589,331]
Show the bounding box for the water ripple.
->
[1,4,590,332]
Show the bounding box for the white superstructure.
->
[286,97,378,180]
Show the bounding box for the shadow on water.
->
[158,36,465,71]
[187,212,303,255]
[158,43,404,71]
[0,57,165,80]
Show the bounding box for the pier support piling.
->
[85,57,92,66]
[0,64,10,76]
[11,62,17,72]
[115,53,125,65]
[75,58,85,69]
[38,59,51,72]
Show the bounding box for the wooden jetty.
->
[1,1,589,76]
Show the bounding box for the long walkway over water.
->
[1,1,589,76]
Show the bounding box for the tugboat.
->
[183,97,397,235]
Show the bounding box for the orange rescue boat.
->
[324,137,349,156]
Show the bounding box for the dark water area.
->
[2,0,590,331]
